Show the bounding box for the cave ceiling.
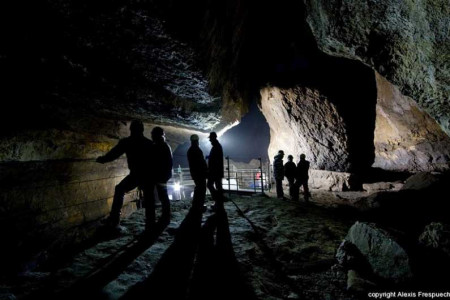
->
[1,0,449,139]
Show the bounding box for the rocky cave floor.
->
[3,186,448,300]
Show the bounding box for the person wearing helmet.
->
[96,120,153,229]
[284,154,297,200]
[273,150,285,199]
[151,126,173,224]
[207,132,224,206]
[296,153,311,202]
[187,134,207,212]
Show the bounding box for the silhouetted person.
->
[96,120,153,228]
[151,126,173,225]
[273,150,285,199]
[207,132,224,206]
[187,134,207,212]
[296,154,311,202]
[284,155,297,200]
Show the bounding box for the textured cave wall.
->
[260,86,349,171]
[0,121,132,272]
[304,0,450,135]
[374,72,450,172]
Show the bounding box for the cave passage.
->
[173,100,270,167]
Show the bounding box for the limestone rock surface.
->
[260,86,350,172]
[305,0,450,135]
[373,73,450,172]
[345,222,413,282]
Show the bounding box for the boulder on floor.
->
[401,172,441,191]
[419,222,450,258]
[362,181,403,193]
[345,222,413,283]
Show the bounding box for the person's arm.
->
[96,140,126,163]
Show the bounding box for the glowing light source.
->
[174,182,181,191]
[217,120,240,138]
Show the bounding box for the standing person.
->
[151,126,173,225]
[96,120,153,229]
[296,153,311,202]
[273,150,285,199]
[284,155,297,200]
[187,134,207,212]
[206,132,224,206]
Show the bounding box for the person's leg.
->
[292,180,299,201]
[141,183,155,230]
[214,177,223,203]
[303,180,310,202]
[110,175,138,226]
[276,179,283,198]
[207,176,217,201]
[156,182,171,223]
[288,178,294,198]
[193,178,206,209]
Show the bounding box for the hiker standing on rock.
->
[207,132,224,207]
[187,134,207,212]
[284,155,297,200]
[296,153,311,202]
[273,150,285,199]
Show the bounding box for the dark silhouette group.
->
[97,120,311,232]
[187,131,224,212]
[96,121,173,231]
[96,121,225,231]
[273,150,311,202]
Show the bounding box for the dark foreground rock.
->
[345,222,412,283]
[419,222,450,258]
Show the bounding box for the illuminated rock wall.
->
[374,73,450,172]
[260,86,350,172]
[0,120,132,271]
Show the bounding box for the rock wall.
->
[304,0,450,135]
[0,121,127,272]
[374,73,450,172]
[260,86,350,171]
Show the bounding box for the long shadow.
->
[121,203,257,300]
[41,220,169,300]
[187,203,258,300]
[121,207,203,300]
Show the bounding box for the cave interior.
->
[1,0,450,299]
